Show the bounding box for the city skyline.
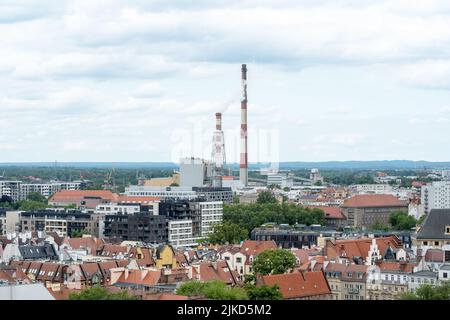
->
[2,1,450,162]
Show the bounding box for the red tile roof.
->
[290,249,311,265]
[343,194,408,208]
[305,206,345,219]
[98,244,128,257]
[377,261,415,273]
[425,249,444,263]
[64,236,104,253]
[239,240,277,256]
[197,261,239,285]
[116,269,161,286]
[0,270,15,282]
[325,236,402,262]
[261,271,330,299]
[49,190,117,202]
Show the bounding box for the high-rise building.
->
[422,181,450,214]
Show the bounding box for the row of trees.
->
[222,202,325,237]
[0,192,49,211]
[400,283,450,300]
[176,280,282,300]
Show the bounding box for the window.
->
[444,273,448,279]
[236,257,242,263]
[434,241,439,246]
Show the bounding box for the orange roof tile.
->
[261,271,330,299]
[50,190,117,202]
[305,206,345,220]
[240,240,277,256]
[325,236,401,262]
[342,194,408,208]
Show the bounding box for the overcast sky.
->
[1,0,450,163]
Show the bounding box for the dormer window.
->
[446,226,450,234]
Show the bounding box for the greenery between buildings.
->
[256,191,278,204]
[176,280,248,300]
[399,283,450,300]
[369,211,418,232]
[207,221,248,245]
[223,203,325,237]
[69,285,140,300]
[71,229,90,238]
[175,280,282,300]
[252,249,297,276]
[389,211,417,230]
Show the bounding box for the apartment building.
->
[168,220,198,248]
[325,263,368,300]
[0,181,81,201]
[192,187,233,204]
[20,210,98,237]
[422,181,450,214]
[102,199,223,247]
[189,201,223,238]
[103,213,168,243]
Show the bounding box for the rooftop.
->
[342,194,408,208]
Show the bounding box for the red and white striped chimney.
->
[240,64,248,186]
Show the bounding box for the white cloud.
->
[132,82,163,98]
[1,1,450,161]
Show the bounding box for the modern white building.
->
[168,220,198,248]
[351,184,412,200]
[352,184,394,194]
[189,201,223,237]
[95,204,142,215]
[124,186,198,200]
[421,181,450,214]
[267,173,293,189]
[0,180,81,201]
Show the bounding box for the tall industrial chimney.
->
[211,112,226,187]
[240,64,248,186]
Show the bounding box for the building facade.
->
[422,181,450,214]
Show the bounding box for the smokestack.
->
[212,112,226,187]
[216,112,222,131]
[240,64,248,187]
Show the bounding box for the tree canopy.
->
[245,284,283,300]
[257,191,278,204]
[223,203,325,235]
[208,221,248,245]
[69,286,140,300]
[176,280,248,300]
[252,249,296,276]
[389,211,417,230]
[399,283,450,300]
[27,192,47,203]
